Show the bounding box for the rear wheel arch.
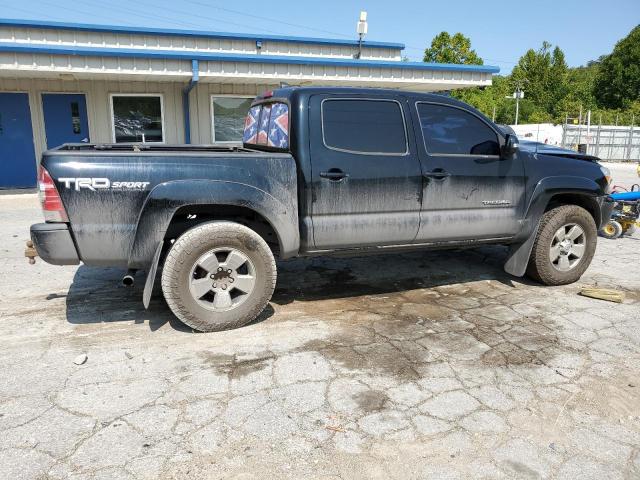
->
[165,204,282,258]
[127,180,299,269]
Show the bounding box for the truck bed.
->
[43,144,299,268]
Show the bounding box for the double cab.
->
[29,87,614,331]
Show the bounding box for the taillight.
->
[38,167,68,222]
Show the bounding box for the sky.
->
[1,0,638,73]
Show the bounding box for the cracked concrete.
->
[1,164,639,479]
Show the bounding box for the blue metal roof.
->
[0,18,405,50]
[0,41,500,74]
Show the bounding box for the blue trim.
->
[0,18,405,50]
[0,42,500,73]
[182,60,199,144]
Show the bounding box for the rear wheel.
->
[161,221,276,332]
[526,205,597,286]
[622,223,636,236]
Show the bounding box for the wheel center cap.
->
[559,239,572,254]
[210,267,234,289]
[212,270,231,281]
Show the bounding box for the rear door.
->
[309,95,423,249]
[42,93,90,148]
[413,101,525,242]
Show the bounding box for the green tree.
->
[423,32,484,65]
[594,25,640,109]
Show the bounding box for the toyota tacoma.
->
[28,87,614,331]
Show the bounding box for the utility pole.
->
[492,105,496,122]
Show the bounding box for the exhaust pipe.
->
[122,269,137,287]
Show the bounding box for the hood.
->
[518,140,599,162]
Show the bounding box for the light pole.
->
[513,88,524,125]
[504,88,524,126]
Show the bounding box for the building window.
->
[211,96,253,142]
[110,94,164,143]
[321,99,407,155]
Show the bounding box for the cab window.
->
[417,103,500,156]
[322,99,407,155]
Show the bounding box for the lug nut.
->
[227,269,232,274]
[222,285,227,290]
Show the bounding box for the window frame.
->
[415,101,503,158]
[321,97,409,156]
[109,93,165,144]
[210,94,254,144]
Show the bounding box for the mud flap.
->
[143,241,164,309]
[503,221,540,277]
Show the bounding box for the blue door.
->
[0,93,37,189]
[42,93,90,148]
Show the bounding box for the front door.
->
[413,101,525,242]
[309,95,423,249]
[42,93,89,148]
[0,93,37,189]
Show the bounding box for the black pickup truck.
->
[29,87,614,332]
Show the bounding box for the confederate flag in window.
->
[268,103,289,149]
[243,102,289,149]
[243,105,261,144]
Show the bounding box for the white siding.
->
[0,26,402,61]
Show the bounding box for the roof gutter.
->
[182,60,199,144]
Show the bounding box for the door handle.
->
[423,169,451,180]
[320,169,349,181]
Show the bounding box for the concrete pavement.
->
[0,166,639,479]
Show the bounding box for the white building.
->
[0,18,499,188]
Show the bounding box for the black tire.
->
[599,220,623,239]
[526,205,597,286]
[161,221,276,332]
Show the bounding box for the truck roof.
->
[257,86,469,107]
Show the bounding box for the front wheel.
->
[161,221,277,332]
[526,205,597,286]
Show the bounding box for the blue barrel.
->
[610,191,640,201]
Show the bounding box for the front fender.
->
[504,175,602,277]
[128,179,299,269]
[521,175,602,238]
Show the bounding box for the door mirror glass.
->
[502,134,519,157]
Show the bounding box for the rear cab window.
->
[417,103,500,156]
[321,98,407,155]
[243,102,289,150]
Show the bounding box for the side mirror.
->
[502,134,519,158]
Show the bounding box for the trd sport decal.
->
[57,178,150,191]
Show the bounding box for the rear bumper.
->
[30,223,80,265]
